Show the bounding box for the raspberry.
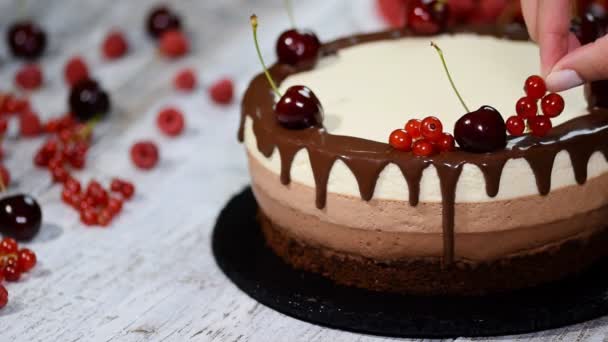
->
[209,78,234,105]
[174,68,197,91]
[159,30,189,58]
[102,30,128,60]
[15,64,43,90]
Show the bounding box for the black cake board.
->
[212,187,608,338]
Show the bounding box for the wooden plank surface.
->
[0,0,605,341]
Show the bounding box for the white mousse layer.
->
[245,34,608,203]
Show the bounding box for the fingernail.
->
[546,70,584,91]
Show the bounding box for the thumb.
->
[546,35,608,92]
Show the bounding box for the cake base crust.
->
[259,210,608,296]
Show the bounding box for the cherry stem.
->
[431,42,470,113]
[284,0,295,28]
[250,15,282,98]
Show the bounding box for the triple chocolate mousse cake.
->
[239,15,608,295]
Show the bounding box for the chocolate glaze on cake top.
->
[239,26,608,265]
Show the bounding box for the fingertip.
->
[546,69,584,92]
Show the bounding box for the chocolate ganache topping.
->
[239,26,608,265]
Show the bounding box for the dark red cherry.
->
[276,29,321,66]
[275,86,323,129]
[573,5,608,45]
[407,0,450,35]
[7,21,47,59]
[69,79,111,122]
[454,106,507,153]
[147,6,182,39]
[0,194,42,241]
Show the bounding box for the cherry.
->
[17,248,36,273]
[275,86,324,129]
[15,64,43,90]
[574,7,608,45]
[276,29,321,66]
[412,139,435,157]
[147,6,182,39]
[64,56,89,87]
[69,79,111,122]
[159,30,189,58]
[7,21,47,59]
[541,93,565,118]
[102,30,128,60]
[529,115,553,137]
[131,141,159,170]
[420,116,443,140]
[436,133,456,152]
[0,237,18,255]
[516,97,538,119]
[431,42,506,153]
[506,115,526,136]
[174,69,197,91]
[0,194,42,241]
[404,119,422,139]
[454,106,507,153]
[407,0,450,35]
[0,285,7,309]
[252,15,323,130]
[157,107,185,136]
[209,78,234,105]
[389,129,413,151]
[524,75,547,100]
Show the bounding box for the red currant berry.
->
[159,30,189,58]
[436,133,456,152]
[388,129,413,152]
[174,69,197,91]
[541,93,565,118]
[412,139,436,157]
[0,237,18,255]
[516,97,537,119]
[3,265,20,282]
[15,64,43,90]
[62,189,75,205]
[64,56,89,87]
[524,75,547,100]
[506,115,526,136]
[34,150,50,167]
[17,248,36,272]
[404,119,422,139]
[110,178,125,193]
[107,197,123,215]
[0,285,7,309]
[80,208,98,226]
[130,141,159,170]
[157,107,185,137]
[529,115,553,137]
[0,118,8,135]
[98,209,113,227]
[19,110,42,136]
[420,116,443,141]
[102,30,128,60]
[51,166,69,183]
[209,78,234,105]
[121,182,135,200]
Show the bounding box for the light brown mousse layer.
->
[248,153,608,262]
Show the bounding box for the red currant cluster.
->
[0,237,38,310]
[507,76,565,137]
[62,178,134,227]
[389,116,455,156]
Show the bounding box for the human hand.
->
[522,0,608,92]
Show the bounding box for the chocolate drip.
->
[239,27,608,265]
[436,163,464,265]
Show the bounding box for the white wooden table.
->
[0,0,605,341]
